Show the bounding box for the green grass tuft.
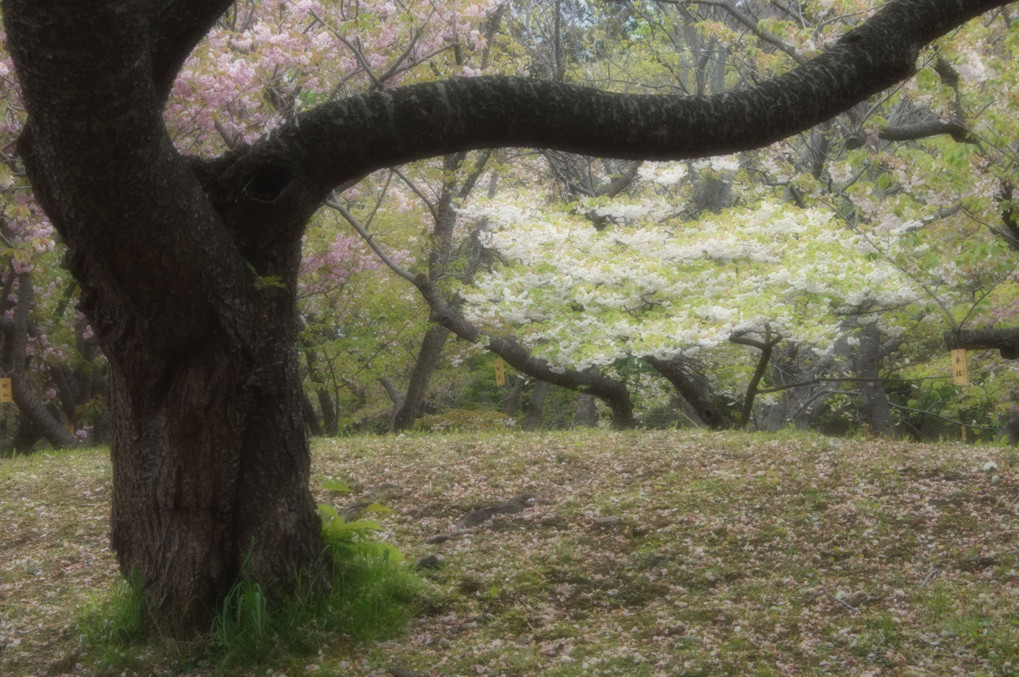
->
[205,512,423,671]
[74,516,424,674]
[80,568,147,646]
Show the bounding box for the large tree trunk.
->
[104,296,320,631]
[5,0,321,632]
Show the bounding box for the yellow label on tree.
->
[0,378,12,403]
[951,349,969,385]
[494,358,506,386]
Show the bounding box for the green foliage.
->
[207,504,422,669]
[80,568,147,647]
[209,579,273,666]
[321,477,353,493]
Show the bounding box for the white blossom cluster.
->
[461,198,922,371]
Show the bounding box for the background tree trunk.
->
[505,375,526,419]
[523,380,551,431]
[574,393,598,427]
[393,324,450,431]
[855,324,894,437]
[302,342,339,435]
[3,273,81,451]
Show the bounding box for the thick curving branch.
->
[945,328,1019,359]
[644,355,730,429]
[279,0,1008,197]
[414,274,637,428]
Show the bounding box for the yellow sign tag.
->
[951,349,969,385]
[494,358,506,386]
[0,378,12,403]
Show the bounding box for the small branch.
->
[732,326,782,429]
[879,118,975,144]
[673,0,808,65]
[311,10,385,90]
[885,400,999,432]
[805,588,860,614]
[393,168,439,218]
[756,375,947,395]
[326,197,419,285]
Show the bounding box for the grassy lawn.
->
[1,430,1017,675]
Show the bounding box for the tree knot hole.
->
[243,164,294,201]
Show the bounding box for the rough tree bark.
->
[3,0,1006,633]
[4,0,322,631]
[574,393,598,428]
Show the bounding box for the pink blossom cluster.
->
[300,231,414,297]
[165,0,500,155]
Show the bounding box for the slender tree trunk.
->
[392,153,486,430]
[379,376,405,431]
[301,339,338,435]
[4,273,81,449]
[731,329,782,430]
[855,323,894,437]
[302,390,324,437]
[393,324,450,431]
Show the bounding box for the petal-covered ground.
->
[2,430,1017,676]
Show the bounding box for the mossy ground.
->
[2,430,1017,675]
